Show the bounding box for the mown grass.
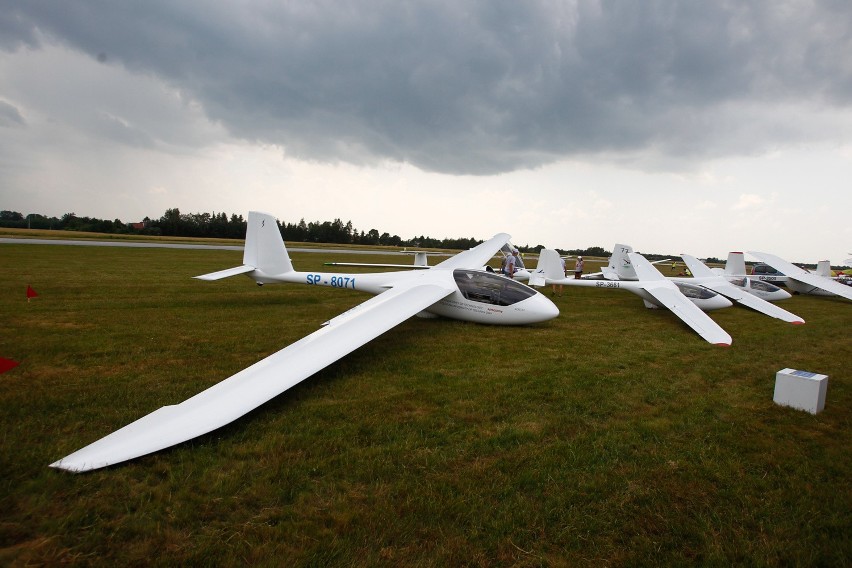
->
[1,242,850,566]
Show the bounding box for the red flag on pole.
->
[0,357,19,374]
[26,285,38,301]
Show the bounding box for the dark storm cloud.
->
[3,1,850,174]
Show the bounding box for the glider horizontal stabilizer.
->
[194,265,255,281]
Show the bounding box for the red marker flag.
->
[0,358,19,374]
[26,285,38,301]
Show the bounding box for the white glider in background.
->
[594,244,670,281]
[747,251,852,301]
[323,250,449,270]
[51,212,558,472]
[537,249,732,345]
[679,254,804,324]
[323,245,532,278]
[715,252,792,301]
[600,244,795,308]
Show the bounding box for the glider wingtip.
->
[791,320,805,325]
[49,457,104,473]
[49,459,79,473]
[714,342,732,347]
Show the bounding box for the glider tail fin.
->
[724,252,747,276]
[813,260,832,277]
[537,249,567,281]
[194,211,293,281]
[604,244,637,280]
[243,211,293,275]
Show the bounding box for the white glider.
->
[592,244,670,281]
[714,252,793,302]
[595,244,797,314]
[679,254,804,324]
[324,250,450,270]
[51,212,558,472]
[748,251,852,301]
[602,245,791,302]
[537,249,732,345]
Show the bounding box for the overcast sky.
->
[1,1,851,263]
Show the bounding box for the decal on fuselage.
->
[306,273,357,289]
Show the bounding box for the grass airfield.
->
[1,240,850,566]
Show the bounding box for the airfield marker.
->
[26,285,38,302]
[0,358,19,374]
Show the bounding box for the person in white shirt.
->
[504,249,519,278]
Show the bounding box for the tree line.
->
[0,208,489,250]
[1,208,631,256]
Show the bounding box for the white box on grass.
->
[773,368,828,415]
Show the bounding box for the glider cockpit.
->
[672,281,718,300]
[452,269,537,306]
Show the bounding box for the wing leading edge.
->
[433,233,511,270]
[51,278,455,472]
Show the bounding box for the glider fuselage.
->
[721,276,792,301]
[249,267,558,325]
[564,278,732,311]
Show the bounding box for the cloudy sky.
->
[1,1,851,262]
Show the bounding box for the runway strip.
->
[0,237,406,255]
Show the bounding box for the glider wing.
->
[680,254,804,324]
[324,262,430,269]
[433,233,511,270]
[748,251,852,301]
[629,253,732,346]
[51,277,455,472]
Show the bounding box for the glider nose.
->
[529,292,560,323]
[769,288,792,301]
[704,294,733,311]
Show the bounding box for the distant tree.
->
[28,214,54,229]
[159,208,182,235]
[362,229,380,245]
[296,219,308,241]
[60,212,79,230]
[228,213,246,239]
[0,210,26,228]
[583,246,608,257]
[0,210,24,221]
